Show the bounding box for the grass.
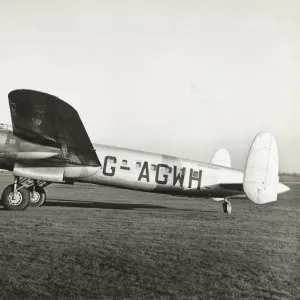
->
[0,174,299,299]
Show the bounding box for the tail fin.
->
[243,132,279,204]
[211,148,231,168]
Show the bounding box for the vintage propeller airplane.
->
[0,89,289,213]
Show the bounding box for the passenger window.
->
[193,171,199,177]
[151,164,156,171]
[136,162,141,168]
[122,160,127,166]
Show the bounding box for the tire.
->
[223,201,232,214]
[1,184,31,211]
[29,186,46,207]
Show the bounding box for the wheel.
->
[222,200,232,214]
[1,184,30,211]
[29,186,46,207]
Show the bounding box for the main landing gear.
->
[1,177,49,210]
[222,198,232,214]
[28,185,46,207]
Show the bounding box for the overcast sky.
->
[0,0,299,171]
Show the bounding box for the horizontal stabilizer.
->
[218,183,244,191]
[211,148,231,168]
[209,183,244,201]
[243,132,279,204]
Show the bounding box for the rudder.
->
[211,148,231,168]
[243,132,279,204]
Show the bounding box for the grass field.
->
[0,174,299,300]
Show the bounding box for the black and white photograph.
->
[0,1,299,299]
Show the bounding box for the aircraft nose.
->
[278,182,290,194]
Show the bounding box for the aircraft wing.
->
[8,89,100,167]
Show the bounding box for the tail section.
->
[243,132,279,204]
[211,148,231,168]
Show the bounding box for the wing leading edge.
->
[8,89,100,167]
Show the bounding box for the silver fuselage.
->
[77,143,245,198]
[0,126,288,198]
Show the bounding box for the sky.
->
[0,0,299,172]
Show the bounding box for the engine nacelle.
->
[13,162,100,182]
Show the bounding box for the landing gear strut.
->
[18,178,49,207]
[1,177,49,210]
[222,199,232,214]
[1,177,30,210]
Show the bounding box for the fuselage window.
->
[151,164,156,171]
[122,160,128,166]
[136,162,141,168]
[193,170,199,177]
